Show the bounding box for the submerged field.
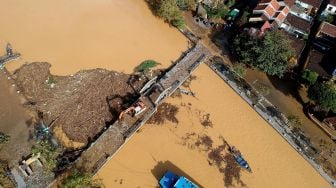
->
[0,0,330,187]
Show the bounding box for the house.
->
[247,21,273,37]
[305,49,336,79]
[324,0,336,15]
[305,21,336,79]
[288,0,323,22]
[284,31,306,61]
[280,13,311,37]
[278,0,295,7]
[316,21,336,39]
[295,0,323,14]
[305,49,329,77]
[314,21,336,52]
[247,0,290,37]
[249,0,290,28]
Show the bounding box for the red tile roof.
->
[281,6,290,15]
[270,0,280,10]
[275,12,286,23]
[319,22,336,38]
[251,0,289,26]
[285,13,311,33]
[261,21,272,32]
[264,4,276,17]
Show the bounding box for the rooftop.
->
[281,0,295,7]
[306,49,336,78]
[306,49,329,77]
[251,0,289,25]
[285,13,311,33]
[318,21,336,38]
[299,0,323,8]
[283,31,306,57]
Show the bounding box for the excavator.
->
[118,100,147,120]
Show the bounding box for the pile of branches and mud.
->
[13,62,147,146]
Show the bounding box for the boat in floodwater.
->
[229,146,252,173]
[159,171,199,188]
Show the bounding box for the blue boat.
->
[159,171,199,188]
[230,146,252,173]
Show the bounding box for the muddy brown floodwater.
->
[0,0,330,187]
[0,0,188,75]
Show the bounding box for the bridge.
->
[75,42,211,173]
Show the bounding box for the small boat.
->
[159,171,199,188]
[229,146,252,173]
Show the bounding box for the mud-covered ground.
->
[12,62,148,148]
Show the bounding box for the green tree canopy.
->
[151,0,185,28]
[232,30,294,77]
[203,4,229,19]
[135,60,160,72]
[301,69,319,86]
[31,140,59,171]
[176,0,197,10]
[308,81,336,112]
[62,171,102,188]
[232,63,246,78]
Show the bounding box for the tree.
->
[204,4,229,19]
[232,30,294,77]
[326,14,334,23]
[31,140,59,171]
[226,0,236,7]
[240,10,250,25]
[0,132,9,144]
[287,115,301,127]
[232,63,246,78]
[176,0,197,11]
[308,81,336,112]
[135,60,160,73]
[301,70,318,86]
[152,0,185,28]
[62,171,102,188]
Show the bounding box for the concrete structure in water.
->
[74,42,211,174]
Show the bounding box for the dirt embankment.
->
[12,62,144,147]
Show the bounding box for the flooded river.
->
[0,0,329,187]
[95,65,329,187]
[0,0,188,75]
